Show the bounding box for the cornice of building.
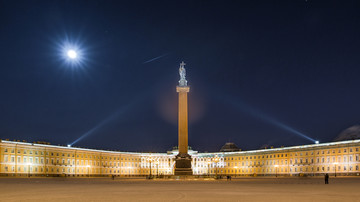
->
[1,139,360,157]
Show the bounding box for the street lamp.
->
[274,165,279,177]
[207,159,211,176]
[234,166,238,177]
[212,156,220,178]
[155,161,159,177]
[146,156,154,179]
[27,163,32,178]
[333,162,338,177]
[86,165,90,178]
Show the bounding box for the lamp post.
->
[334,162,338,177]
[146,156,154,179]
[207,160,211,176]
[213,156,220,178]
[234,166,238,177]
[27,163,32,178]
[274,165,279,177]
[156,162,159,177]
[86,165,90,178]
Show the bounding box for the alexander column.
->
[175,61,193,175]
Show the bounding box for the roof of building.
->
[334,125,360,141]
[220,142,240,152]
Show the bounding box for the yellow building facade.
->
[1,139,359,177]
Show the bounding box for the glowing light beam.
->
[70,102,134,146]
[215,93,317,143]
[69,89,153,147]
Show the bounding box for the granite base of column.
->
[174,153,193,175]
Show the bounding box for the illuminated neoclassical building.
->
[1,139,360,177]
[1,64,359,177]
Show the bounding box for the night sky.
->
[1,0,360,152]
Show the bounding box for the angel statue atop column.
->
[178,61,187,86]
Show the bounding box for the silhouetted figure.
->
[325,173,329,184]
[226,175,231,181]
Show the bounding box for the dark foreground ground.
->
[0,177,359,202]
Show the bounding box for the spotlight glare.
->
[315,141,319,144]
[67,50,77,59]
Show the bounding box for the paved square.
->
[0,177,359,201]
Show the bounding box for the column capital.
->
[176,86,190,93]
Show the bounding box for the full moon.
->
[67,50,77,59]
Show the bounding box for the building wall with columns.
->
[193,139,360,176]
[1,139,360,177]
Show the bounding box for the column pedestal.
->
[175,153,192,175]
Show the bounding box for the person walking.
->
[325,173,329,184]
